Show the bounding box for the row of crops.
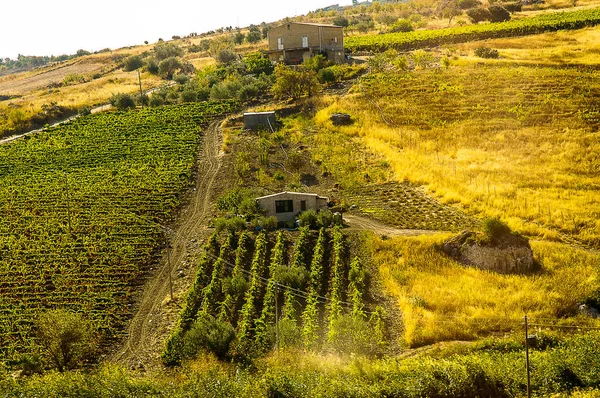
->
[346,7,600,52]
[0,100,237,362]
[163,227,387,365]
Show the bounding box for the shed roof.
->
[273,22,342,29]
[255,191,328,201]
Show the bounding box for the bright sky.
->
[0,0,352,60]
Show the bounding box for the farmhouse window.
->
[278,37,284,50]
[302,36,308,47]
[275,200,294,213]
[301,200,307,211]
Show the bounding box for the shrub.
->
[35,309,97,371]
[271,64,320,100]
[110,93,136,110]
[216,49,237,65]
[243,52,274,75]
[502,2,522,12]
[123,55,144,71]
[318,67,336,84]
[298,209,318,229]
[173,73,189,85]
[481,217,512,240]
[474,46,500,58]
[488,5,511,22]
[466,7,492,22]
[180,89,197,103]
[317,210,333,228]
[390,19,414,33]
[145,58,159,74]
[457,0,482,9]
[154,42,183,60]
[214,217,247,233]
[332,15,349,27]
[258,216,278,231]
[158,57,183,79]
[183,313,236,359]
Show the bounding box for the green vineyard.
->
[346,7,600,52]
[164,227,387,365]
[0,101,237,362]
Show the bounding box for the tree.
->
[35,310,97,372]
[154,42,183,60]
[439,0,461,26]
[234,32,245,45]
[488,4,511,22]
[243,52,274,75]
[466,7,492,23]
[271,64,320,101]
[123,55,144,71]
[158,56,183,79]
[332,15,349,27]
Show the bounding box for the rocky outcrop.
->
[442,230,537,274]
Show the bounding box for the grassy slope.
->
[317,27,600,248]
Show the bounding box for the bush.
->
[183,313,236,359]
[214,217,246,233]
[158,57,183,79]
[298,210,318,229]
[154,42,183,60]
[216,49,237,65]
[457,0,482,9]
[110,93,136,110]
[180,89,197,103]
[390,19,414,33]
[123,55,144,71]
[258,216,278,231]
[35,310,97,371]
[332,15,349,27]
[488,5,511,22]
[145,58,159,75]
[481,217,512,240]
[243,52,274,75]
[317,210,333,228]
[474,46,500,58]
[466,7,492,22]
[318,67,336,84]
[173,73,189,85]
[502,2,522,12]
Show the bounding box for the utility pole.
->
[275,285,279,351]
[525,315,531,398]
[166,241,173,302]
[138,69,144,109]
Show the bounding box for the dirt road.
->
[111,120,224,370]
[344,213,442,237]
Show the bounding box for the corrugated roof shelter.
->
[244,111,276,130]
[256,192,329,223]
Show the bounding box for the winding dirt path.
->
[111,120,224,370]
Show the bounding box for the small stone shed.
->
[255,192,329,223]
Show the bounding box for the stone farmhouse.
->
[255,192,329,224]
[266,22,345,64]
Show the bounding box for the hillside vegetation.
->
[0,101,236,363]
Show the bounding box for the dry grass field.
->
[315,26,600,248]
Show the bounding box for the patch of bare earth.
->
[0,61,104,95]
